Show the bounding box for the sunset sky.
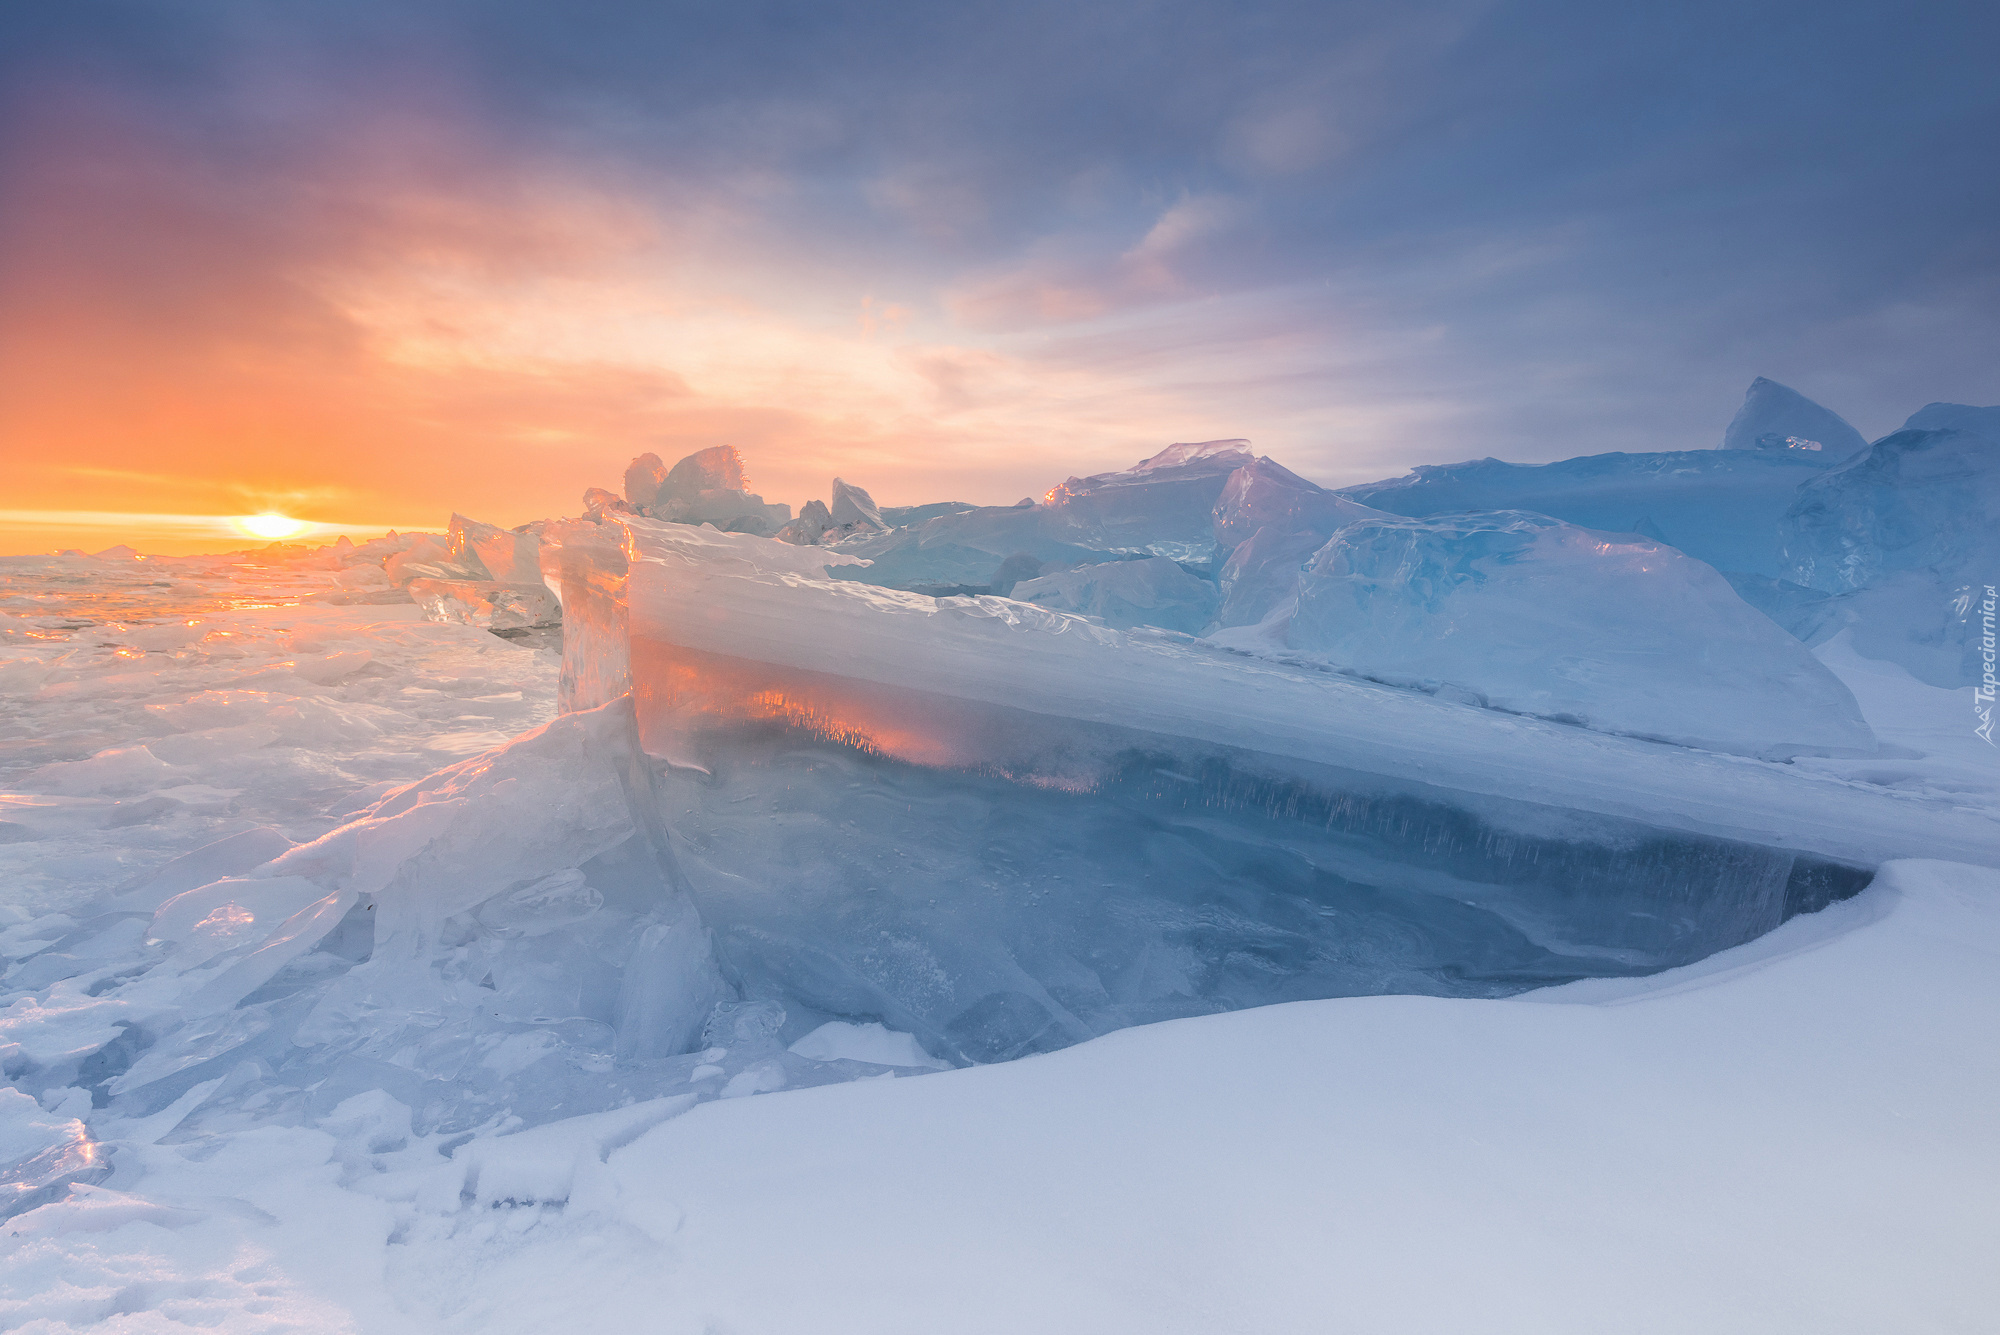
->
[3,1,1995,553]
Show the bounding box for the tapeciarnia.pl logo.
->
[1973,584,1997,746]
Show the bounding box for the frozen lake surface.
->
[1,548,1995,1333]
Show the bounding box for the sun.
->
[240,512,308,540]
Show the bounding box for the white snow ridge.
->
[2,417,1997,1333]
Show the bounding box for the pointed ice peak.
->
[1900,402,2000,444]
[1721,378,1866,457]
[775,498,835,545]
[1129,439,1255,473]
[1212,456,1387,550]
[829,478,886,531]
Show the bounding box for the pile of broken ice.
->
[8,377,1997,1191]
[289,514,562,633]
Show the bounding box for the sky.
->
[2,0,1996,553]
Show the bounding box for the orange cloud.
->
[0,81,1370,556]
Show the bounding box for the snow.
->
[542,860,1998,1335]
[1288,510,1876,757]
[1798,628,1999,807]
[1720,375,1869,456]
[1,857,1991,1333]
[439,1094,697,1209]
[787,1021,947,1070]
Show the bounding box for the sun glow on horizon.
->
[238,512,309,540]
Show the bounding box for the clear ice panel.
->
[541,519,631,713]
[633,637,1869,1064]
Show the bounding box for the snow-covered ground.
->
[2,550,1996,1333]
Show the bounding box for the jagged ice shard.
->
[1721,376,1869,457]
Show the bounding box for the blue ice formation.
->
[1720,376,1869,457]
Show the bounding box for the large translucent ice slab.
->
[1289,510,1875,758]
[622,520,1995,870]
[1783,425,1999,596]
[1342,447,1835,578]
[540,519,631,712]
